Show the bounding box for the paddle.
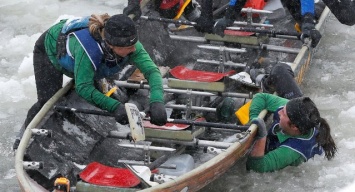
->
[79,146,182,188]
[164,118,249,131]
[125,103,145,142]
[54,105,249,131]
[140,16,300,38]
[79,162,141,188]
[226,26,300,38]
[169,65,235,82]
[122,145,186,189]
[54,104,145,142]
[123,163,155,188]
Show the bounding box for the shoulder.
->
[46,20,67,38]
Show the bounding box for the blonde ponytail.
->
[88,13,110,40]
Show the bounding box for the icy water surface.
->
[1,0,355,191]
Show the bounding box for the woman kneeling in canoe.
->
[247,93,337,172]
[24,14,167,129]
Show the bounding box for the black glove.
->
[123,0,142,21]
[195,17,214,33]
[149,102,167,126]
[250,118,267,140]
[113,104,129,124]
[213,17,233,37]
[301,13,322,48]
[194,0,213,33]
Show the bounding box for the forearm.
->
[147,71,164,103]
[130,42,164,103]
[73,47,119,112]
[75,81,120,112]
[249,137,266,157]
[249,93,288,120]
[246,146,303,172]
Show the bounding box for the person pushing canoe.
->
[14,14,167,149]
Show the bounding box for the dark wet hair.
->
[286,97,337,160]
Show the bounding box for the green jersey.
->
[43,20,164,112]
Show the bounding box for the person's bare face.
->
[109,44,136,57]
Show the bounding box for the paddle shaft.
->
[167,119,249,131]
[54,106,114,117]
[140,16,300,38]
[227,27,300,38]
[55,106,249,131]
[109,131,233,149]
[141,15,197,26]
[148,146,185,170]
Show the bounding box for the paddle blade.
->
[79,162,140,188]
[170,65,235,82]
[124,163,158,188]
[235,100,252,125]
[143,120,190,130]
[125,103,145,142]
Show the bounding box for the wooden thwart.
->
[144,126,205,141]
[205,31,269,45]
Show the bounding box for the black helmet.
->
[104,14,138,47]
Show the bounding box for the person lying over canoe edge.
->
[123,0,201,23]
[16,14,167,149]
[123,0,214,33]
[215,62,303,124]
[207,0,322,48]
[246,93,337,172]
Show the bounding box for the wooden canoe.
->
[15,5,330,192]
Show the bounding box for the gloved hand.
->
[149,102,167,126]
[123,0,142,21]
[213,17,233,37]
[301,13,322,48]
[250,118,267,140]
[113,104,129,124]
[195,17,214,33]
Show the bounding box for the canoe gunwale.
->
[15,80,74,192]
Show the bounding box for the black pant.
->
[264,63,303,99]
[280,0,302,23]
[281,0,355,26]
[24,32,63,127]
